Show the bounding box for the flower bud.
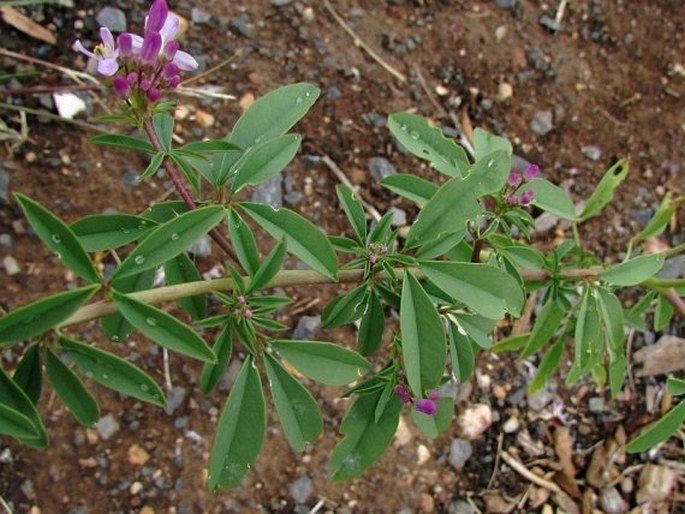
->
[112,75,130,96]
[147,87,161,102]
[244,309,254,319]
[164,40,179,61]
[508,171,522,188]
[524,164,540,181]
[117,33,133,56]
[140,32,162,64]
[416,399,437,416]
[146,0,169,33]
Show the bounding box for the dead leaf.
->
[482,492,517,513]
[528,486,550,509]
[552,490,580,514]
[586,443,609,488]
[553,426,576,481]
[636,464,678,504]
[0,6,56,45]
[633,335,685,376]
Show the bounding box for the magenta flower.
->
[416,398,438,416]
[74,27,119,76]
[519,188,535,205]
[524,164,540,181]
[508,171,522,188]
[244,309,253,319]
[394,384,412,404]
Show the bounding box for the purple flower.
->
[416,399,437,416]
[244,309,253,319]
[145,0,169,33]
[140,31,162,64]
[369,253,378,264]
[237,295,246,305]
[380,244,388,254]
[519,188,535,205]
[74,27,119,76]
[394,384,412,404]
[508,171,522,188]
[524,164,540,181]
[112,75,130,96]
[428,390,441,401]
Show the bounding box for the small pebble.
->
[96,6,127,32]
[448,438,473,470]
[497,82,513,101]
[530,110,554,136]
[3,256,20,276]
[417,444,430,465]
[190,7,211,24]
[368,157,397,182]
[581,145,602,161]
[457,404,492,440]
[96,414,120,440]
[502,417,520,433]
[289,474,313,504]
[129,481,144,495]
[419,493,435,513]
[195,109,215,128]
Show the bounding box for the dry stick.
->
[142,119,241,267]
[500,451,561,494]
[180,47,246,86]
[0,84,101,96]
[322,0,407,83]
[413,64,448,117]
[555,0,568,25]
[320,154,382,222]
[0,102,109,133]
[486,432,505,490]
[0,47,100,85]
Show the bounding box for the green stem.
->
[641,277,685,289]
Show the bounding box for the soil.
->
[0,1,684,513]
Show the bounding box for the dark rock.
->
[251,173,283,207]
[290,474,313,503]
[165,386,186,415]
[231,15,254,38]
[368,157,397,181]
[327,86,342,101]
[530,110,554,136]
[0,164,8,205]
[539,14,562,32]
[495,0,518,8]
[293,315,321,340]
[448,439,473,470]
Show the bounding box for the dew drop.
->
[409,130,420,140]
[134,255,145,265]
[170,233,180,241]
[295,97,304,104]
[305,91,311,97]
[140,384,150,392]
[51,234,62,244]
[400,124,408,131]
[85,371,94,379]
[111,335,119,342]
[102,373,110,380]
[145,317,157,327]
[487,159,495,168]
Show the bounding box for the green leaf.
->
[667,378,685,397]
[231,134,301,193]
[501,245,546,271]
[0,365,47,447]
[89,133,155,154]
[468,150,511,196]
[152,112,174,151]
[400,272,446,395]
[322,285,368,329]
[139,151,166,180]
[114,206,225,280]
[633,193,682,242]
[336,185,367,242]
[329,390,402,481]
[208,357,265,491]
[141,200,193,223]
[358,293,384,356]
[102,268,156,342]
[264,353,322,452]
[188,151,243,187]
[240,202,337,279]
[595,287,626,350]
[168,152,201,194]
[45,348,99,426]
[449,322,475,383]
[58,335,166,408]
[0,402,40,440]
[579,159,629,220]
[491,332,530,352]
[178,140,241,153]
[421,261,524,319]
[407,179,479,248]
[12,343,42,404]
[229,83,320,148]
[415,231,466,260]
[164,253,206,320]
[473,128,513,161]
[599,254,665,287]
[626,400,685,453]
[451,313,496,349]
[71,214,157,252]
[268,340,368,385]
[227,209,261,276]
[526,178,578,221]
[654,294,675,332]
[0,285,99,344]
[411,397,453,438]
[529,339,564,393]
[381,174,438,206]
[113,292,216,363]
[16,194,100,283]
[520,299,566,359]
[246,239,286,294]
[367,210,395,244]
[388,112,469,177]
[567,293,601,384]
[200,325,233,394]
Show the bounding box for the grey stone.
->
[448,500,477,514]
[534,212,559,234]
[539,14,562,32]
[582,145,602,161]
[188,234,212,258]
[290,474,313,504]
[629,208,653,227]
[389,207,407,227]
[174,416,188,429]
[658,255,685,279]
[67,506,88,514]
[589,396,606,413]
[231,16,254,38]
[495,0,518,7]
[191,7,212,24]
[600,487,629,514]
[165,386,186,415]
[251,173,282,207]
[96,7,127,32]
[284,190,303,205]
[96,414,120,440]
[448,438,473,470]
[530,110,554,136]
[0,164,8,204]
[271,0,294,5]
[293,315,321,340]
[327,86,342,100]
[527,380,557,411]
[526,47,551,72]
[122,170,139,186]
[0,234,11,247]
[368,157,397,182]
[21,479,36,500]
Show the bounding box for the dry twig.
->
[322,0,406,83]
[500,451,562,494]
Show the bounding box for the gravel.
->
[293,315,321,340]
[251,173,283,207]
[530,110,554,136]
[165,386,186,415]
[96,414,120,440]
[95,7,127,32]
[368,157,397,182]
[0,164,9,205]
[448,438,473,470]
[290,474,313,504]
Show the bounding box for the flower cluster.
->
[368,242,389,265]
[505,163,540,206]
[235,294,253,320]
[74,0,198,105]
[394,384,441,416]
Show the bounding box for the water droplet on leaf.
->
[170,233,180,241]
[409,131,420,140]
[51,234,62,244]
[140,384,150,392]
[295,97,304,104]
[145,317,157,327]
[134,255,145,265]
[487,159,495,168]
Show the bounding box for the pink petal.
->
[99,27,114,45]
[130,33,144,52]
[97,58,119,76]
[159,13,180,43]
[74,40,95,59]
[173,50,198,71]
